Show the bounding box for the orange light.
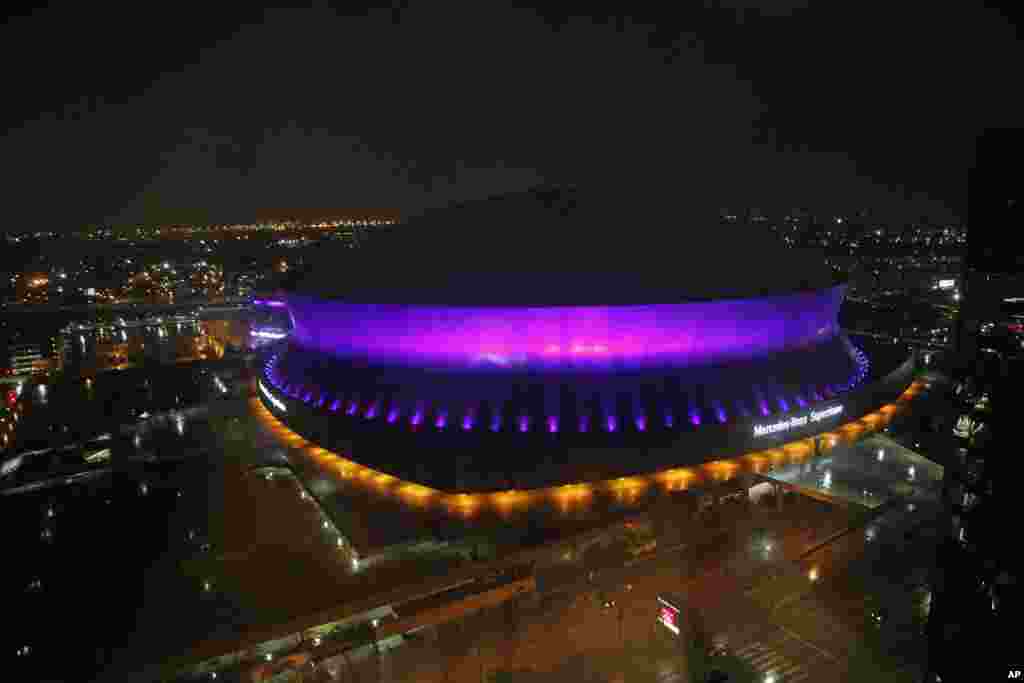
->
[253,386,921,519]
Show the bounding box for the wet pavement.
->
[764,432,944,509]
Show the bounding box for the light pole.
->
[618,603,625,649]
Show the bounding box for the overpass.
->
[234,573,536,683]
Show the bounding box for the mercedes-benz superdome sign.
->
[753,404,844,438]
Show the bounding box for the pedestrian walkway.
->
[734,639,809,682]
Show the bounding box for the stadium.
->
[254,187,917,498]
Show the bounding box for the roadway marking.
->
[777,623,837,661]
[733,640,809,681]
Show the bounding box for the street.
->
[306,483,937,682]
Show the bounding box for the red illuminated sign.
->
[657,596,682,635]
[659,606,680,634]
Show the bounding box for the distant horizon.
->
[5,210,963,234]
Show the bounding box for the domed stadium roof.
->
[288,186,838,305]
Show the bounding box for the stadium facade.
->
[255,187,916,494]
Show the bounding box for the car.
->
[708,644,729,658]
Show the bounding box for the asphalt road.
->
[316,485,938,683]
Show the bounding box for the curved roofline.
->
[288,276,848,308]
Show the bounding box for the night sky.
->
[1,4,1019,231]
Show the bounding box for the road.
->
[316,488,937,683]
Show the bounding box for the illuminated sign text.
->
[753,404,843,437]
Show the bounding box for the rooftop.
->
[287,186,839,305]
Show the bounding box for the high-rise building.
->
[7,343,43,377]
[923,129,1022,682]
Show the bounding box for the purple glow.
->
[663,411,674,428]
[713,401,727,424]
[330,399,341,412]
[317,395,327,408]
[795,395,808,408]
[254,299,287,308]
[758,400,770,416]
[548,415,559,433]
[635,415,647,432]
[285,287,845,371]
[365,402,379,419]
[252,329,288,340]
[518,415,530,433]
[462,411,475,431]
[777,397,790,412]
[736,400,751,418]
[689,408,701,426]
[435,410,448,429]
[490,414,502,432]
[579,415,590,433]
[606,415,618,432]
[387,407,400,423]
[345,400,358,416]
[411,410,424,427]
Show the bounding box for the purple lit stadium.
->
[255,187,915,493]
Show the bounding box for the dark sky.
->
[1,4,1019,230]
